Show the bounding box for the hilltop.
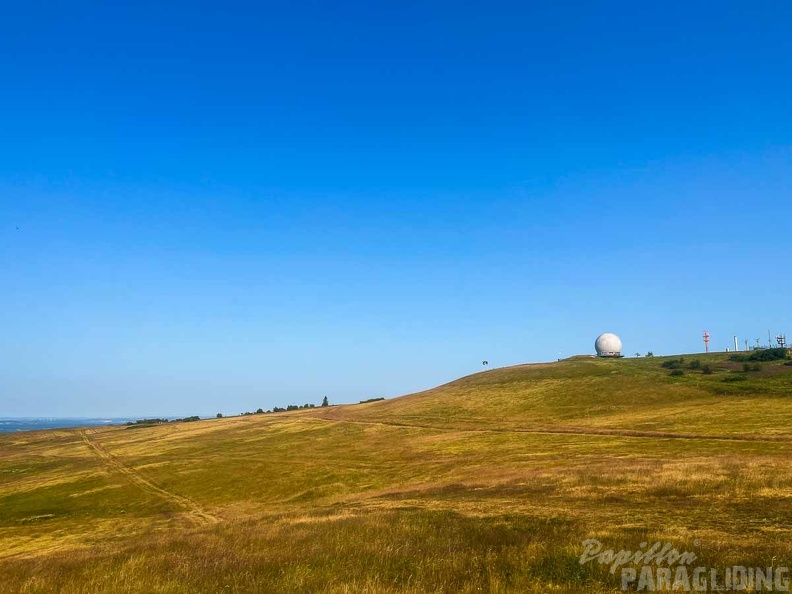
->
[1,352,791,593]
[321,351,792,437]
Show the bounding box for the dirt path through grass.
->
[313,414,792,442]
[79,430,219,527]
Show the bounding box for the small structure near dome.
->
[595,333,623,358]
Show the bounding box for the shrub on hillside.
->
[662,358,685,370]
[669,369,684,377]
[722,375,747,382]
[730,348,789,363]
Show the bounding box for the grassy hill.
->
[322,352,792,436]
[2,352,791,593]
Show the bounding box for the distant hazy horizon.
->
[0,416,234,433]
[0,417,141,433]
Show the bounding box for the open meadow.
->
[2,352,792,593]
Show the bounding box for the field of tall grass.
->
[1,353,791,592]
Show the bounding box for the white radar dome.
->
[595,333,623,357]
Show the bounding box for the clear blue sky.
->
[1,1,790,417]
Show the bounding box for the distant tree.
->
[216,413,223,419]
[321,396,329,407]
[126,418,169,426]
[646,352,654,357]
[635,352,641,357]
[256,408,264,414]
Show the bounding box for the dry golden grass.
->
[1,353,791,592]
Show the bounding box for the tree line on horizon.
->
[125,415,201,427]
[129,392,388,426]
[217,396,331,419]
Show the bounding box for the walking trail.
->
[80,429,219,527]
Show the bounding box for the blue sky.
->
[1,1,790,417]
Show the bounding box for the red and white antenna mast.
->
[703,330,710,353]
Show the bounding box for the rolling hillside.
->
[1,352,791,593]
[319,353,792,436]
